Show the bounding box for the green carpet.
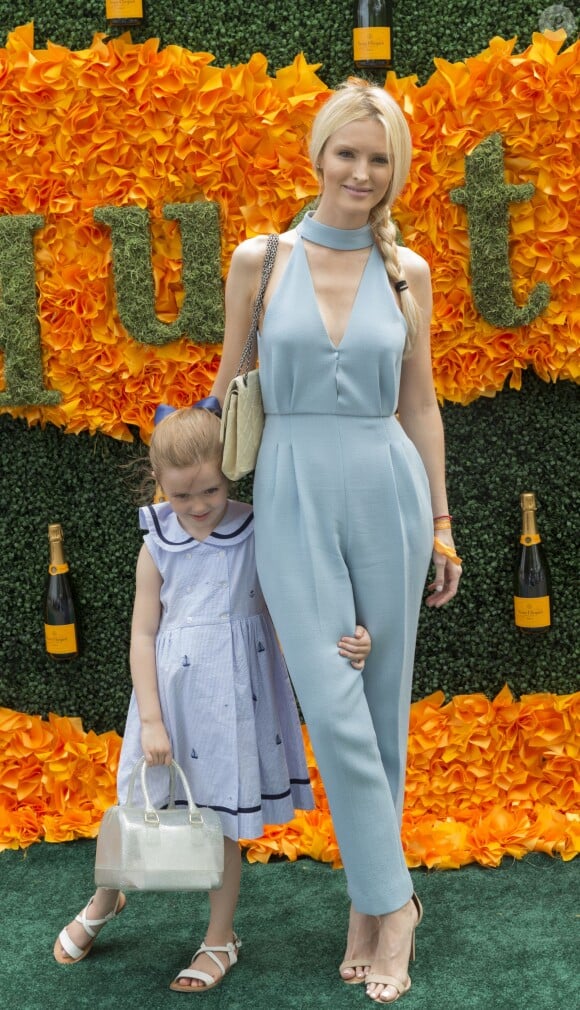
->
[1,841,577,1009]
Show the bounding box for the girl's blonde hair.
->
[309,80,420,354]
[149,407,222,478]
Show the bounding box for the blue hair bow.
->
[153,396,222,426]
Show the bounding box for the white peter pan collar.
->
[139,500,254,552]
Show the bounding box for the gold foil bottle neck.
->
[519,493,540,541]
[520,492,537,511]
[47,524,67,567]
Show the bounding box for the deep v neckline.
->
[298,213,375,350]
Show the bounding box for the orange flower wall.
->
[2,686,578,867]
[0,25,578,439]
[388,33,580,402]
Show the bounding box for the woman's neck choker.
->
[298,211,374,250]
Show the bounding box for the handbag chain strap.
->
[237,233,280,378]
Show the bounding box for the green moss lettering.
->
[94,201,224,346]
[450,133,551,328]
[0,215,61,406]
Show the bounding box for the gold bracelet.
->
[434,519,452,531]
[433,537,462,566]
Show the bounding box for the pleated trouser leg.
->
[254,415,432,915]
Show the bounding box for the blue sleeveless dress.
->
[117,499,313,841]
[253,213,433,914]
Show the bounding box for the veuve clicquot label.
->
[45,622,78,654]
[353,27,392,64]
[106,0,143,24]
[514,595,551,629]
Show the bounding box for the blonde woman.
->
[213,80,461,1003]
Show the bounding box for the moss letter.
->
[0,215,61,406]
[450,133,550,328]
[94,201,224,345]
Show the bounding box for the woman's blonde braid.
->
[371,205,419,354]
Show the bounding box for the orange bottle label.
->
[514,596,551,628]
[520,534,540,545]
[353,27,392,62]
[45,623,78,653]
[106,0,143,19]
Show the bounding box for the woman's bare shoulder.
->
[398,244,431,282]
[229,231,297,292]
[398,246,432,307]
[231,234,269,272]
[233,229,297,263]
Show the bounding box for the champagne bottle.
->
[513,492,552,633]
[106,0,144,30]
[353,1,394,75]
[44,523,80,660]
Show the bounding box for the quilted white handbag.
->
[220,234,279,480]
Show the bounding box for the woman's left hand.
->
[425,527,462,608]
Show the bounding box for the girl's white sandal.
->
[169,934,242,993]
[53,892,126,964]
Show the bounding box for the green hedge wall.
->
[0,2,578,731]
[1,373,577,734]
[0,1,559,85]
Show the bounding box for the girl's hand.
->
[425,527,462,608]
[338,625,372,670]
[140,720,173,766]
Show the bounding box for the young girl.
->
[53,406,371,992]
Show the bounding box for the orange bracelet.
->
[434,519,452,531]
[433,537,462,566]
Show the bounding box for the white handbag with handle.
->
[94,758,224,891]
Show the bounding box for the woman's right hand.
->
[140,720,173,766]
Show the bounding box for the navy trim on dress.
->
[141,504,254,546]
[143,504,195,546]
[168,778,311,817]
[208,511,254,541]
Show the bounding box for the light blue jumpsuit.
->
[253,213,433,914]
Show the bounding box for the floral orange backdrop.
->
[0,25,578,440]
[2,686,578,865]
